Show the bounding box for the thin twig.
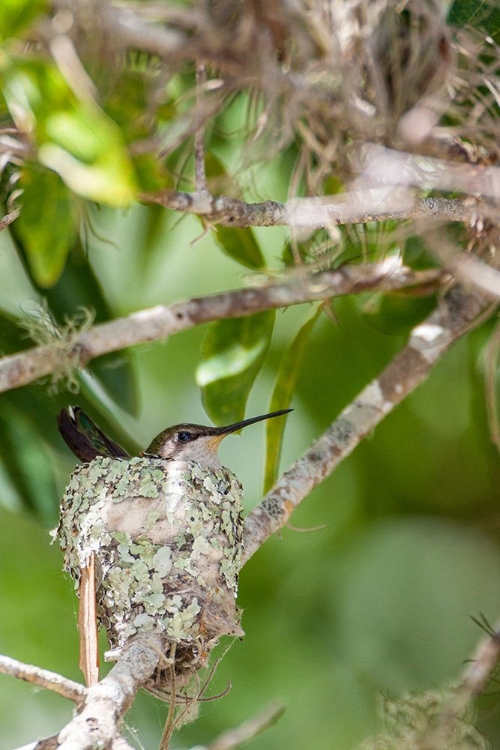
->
[413,619,500,748]
[194,62,208,194]
[242,283,491,561]
[458,619,500,700]
[0,262,444,394]
[423,226,500,300]
[0,208,20,231]
[207,701,286,750]
[0,654,86,705]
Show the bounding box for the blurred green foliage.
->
[1,203,499,749]
[197,310,276,424]
[0,3,499,750]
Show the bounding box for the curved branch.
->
[0,262,443,393]
[242,283,491,561]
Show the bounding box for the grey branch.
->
[242,283,491,561]
[140,191,475,228]
[206,701,286,750]
[0,209,20,231]
[39,635,162,750]
[0,262,444,393]
[0,655,85,705]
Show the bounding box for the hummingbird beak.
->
[212,408,293,438]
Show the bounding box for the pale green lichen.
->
[56,456,245,669]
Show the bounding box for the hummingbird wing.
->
[57,406,130,462]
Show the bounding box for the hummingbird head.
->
[144,409,292,469]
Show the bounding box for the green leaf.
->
[197,311,276,424]
[204,152,266,269]
[133,152,174,192]
[46,242,139,415]
[0,0,47,40]
[214,226,266,270]
[362,292,437,336]
[205,151,241,196]
[447,0,500,41]
[39,108,137,205]
[403,236,440,270]
[0,402,58,526]
[1,58,137,205]
[0,307,32,355]
[82,356,139,419]
[263,307,320,492]
[14,166,76,287]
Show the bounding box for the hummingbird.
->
[56,404,291,694]
[57,406,292,466]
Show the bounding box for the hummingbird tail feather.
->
[57,407,129,462]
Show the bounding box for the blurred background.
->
[0,201,499,749]
[1,0,500,747]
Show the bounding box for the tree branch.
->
[0,262,444,393]
[242,283,491,561]
[0,209,20,231]
[207,701,285,750]
[0,655,85,705]
[2,283,495,749]
[458,620,500,700]
[140,191,475,228]
[42,635,162,750]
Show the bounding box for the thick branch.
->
[242,284,491,561]
[50,635,163,750]
[0,263,443,393]
[140,191,474,228]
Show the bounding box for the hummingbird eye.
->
[177,431,193,443]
